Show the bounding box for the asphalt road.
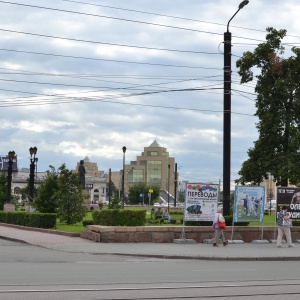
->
[1,238,300,299]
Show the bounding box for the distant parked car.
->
[264,204,276,211]
[154,202,160,207]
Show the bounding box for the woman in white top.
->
[212,208,227,247]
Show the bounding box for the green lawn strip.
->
[54,209,278,234]
[249,213,276,226]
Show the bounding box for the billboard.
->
[184,183,218,221]
[277,187,300,220]
[234,186,265,222]
[0,155,18,172]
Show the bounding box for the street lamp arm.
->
[227,8,241,32]
[226,1,249,32]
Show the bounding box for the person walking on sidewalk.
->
[212,208,227,247]
[277,205,294,248]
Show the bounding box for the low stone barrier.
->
[80,225,300,243]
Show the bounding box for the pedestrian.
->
[98,200,103,210]
[276,205,294,248]
[212,208,227,247]
[163,208,171,223]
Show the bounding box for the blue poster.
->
[234,186,265,222]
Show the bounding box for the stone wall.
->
[80,225,300,243]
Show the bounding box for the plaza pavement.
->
[0,224,300,261]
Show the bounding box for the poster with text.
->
[184,183,218,221]
[234,186,265,222]
[0,155,18,171]
[277,187,300,220]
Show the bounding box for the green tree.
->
[0,172,7,210]
[55,164,86,224]
[236,27,300,186]
[128,182,148,204]
[106,180,118,199]
[178,192,185,203]
[148,185,160,204]
[34,165,59,213]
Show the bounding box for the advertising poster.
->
[0,156,18,172]
[184,183,218,221]
[277,187,300,220]
[234,186,265,222]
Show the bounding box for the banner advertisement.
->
[234,186,265,222]
[0,156,18,172]
[184,183,218,221]
[277,187,300,219]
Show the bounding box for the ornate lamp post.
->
[223,0,249,216]
[122,146,126,209]
[6,151,15,203]
[29,146,38,201]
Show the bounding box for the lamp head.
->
[29,146,38,156]
[8,151,15,159]
[122,146,127,154]
[239,0,249,9]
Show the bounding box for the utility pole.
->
[223,0,249,216]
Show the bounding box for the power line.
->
[0,28,220,55]
[0,77,223,93]
[0,67,223,81]
[0,1,269,43]
[0,1,224,36]
[60,0,269,34]
[0,48,222,69]
[0,85,255,117]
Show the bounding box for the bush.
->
[169,210,184,215]
[184,216,249,226]
[0,211,56,228]
[82,220,94,227]
[92,209,146,226]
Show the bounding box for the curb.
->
[0,223,80,237]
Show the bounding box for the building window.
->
[14,187,21,194]
[94,189,99,203]
[147,161,161,186]
[128,169,144,186]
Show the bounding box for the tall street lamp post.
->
[223,0,249,216]
[167,164,170,212]
[29,146,38,201]
[6,151,15,203]
[122,146,126,209]
[174,163,177,207]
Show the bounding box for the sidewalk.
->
[0,224,299,261]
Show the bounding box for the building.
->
[75,156,107,204]
[124,140,176,195]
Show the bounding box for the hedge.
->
[185,215,249,226]
[0,211,56,229]
[92,209,146,226]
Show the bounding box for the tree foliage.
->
[128,182,160,204]
[34,164,86,224]
[55,164,86,224]
[33,165,59,213]
[0,172,7,210]
[236,27,300,186]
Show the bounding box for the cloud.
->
[0,0,298,189]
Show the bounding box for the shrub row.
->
[169,210,184,215]
[0,211,56,229]
[185,216,249,226]
[92,209,146,226]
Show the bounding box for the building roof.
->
[149,140,161,147]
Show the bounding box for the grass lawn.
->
[54,209,278,234]
[249,213,276,227]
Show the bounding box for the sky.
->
[1,0,300,189]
